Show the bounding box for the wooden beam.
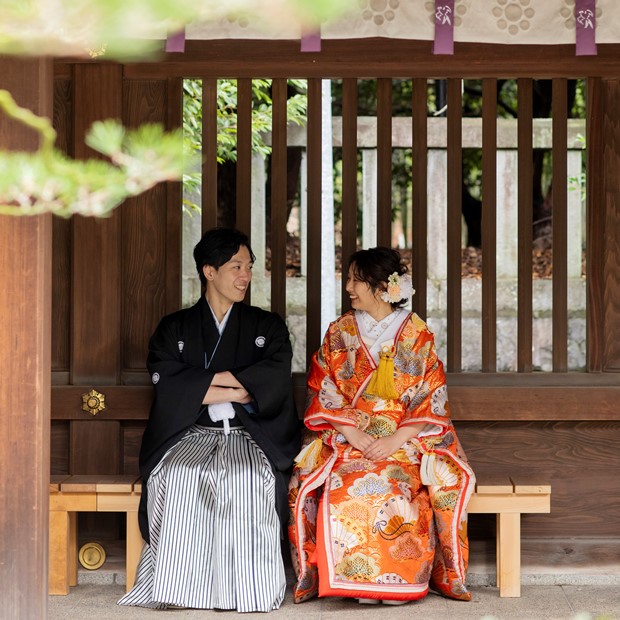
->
[0,55,53,620]
[120,41,620,80]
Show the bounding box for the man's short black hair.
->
[193,227,256,288]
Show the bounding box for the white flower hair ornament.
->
[380,272,415,303]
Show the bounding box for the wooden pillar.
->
[0,56,53,619]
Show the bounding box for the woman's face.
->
[345,265,386,315]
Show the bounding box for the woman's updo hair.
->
[193,227,256,288]
[346,246,409,308]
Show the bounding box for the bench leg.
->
[68,512,78,586]
[496,512,521,597]
[49,510,70,595]
[126,511,143,592]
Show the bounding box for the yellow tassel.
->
[366,345,399,399]
[294,437,323,470]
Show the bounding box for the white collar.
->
[208,302,233,335]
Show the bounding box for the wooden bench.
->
[468,476,551,597]
[49,474,143,596]
[49,474,550,598]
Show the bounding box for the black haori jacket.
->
[138,296,301,543]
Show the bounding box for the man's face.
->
[204,245,253,307]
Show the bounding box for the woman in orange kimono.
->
[288,247,475,605]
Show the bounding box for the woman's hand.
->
[363,435,405,461]
[363,424,426,461]
[331,421,375,452]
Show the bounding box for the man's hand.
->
[231,387,252,405]
[212,371,242,388]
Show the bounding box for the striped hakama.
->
[118,425,286,611]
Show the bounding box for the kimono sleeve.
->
[146,314,215,430]
[231,313,293,420]
[303,322,358,432]
[399,326,452,434]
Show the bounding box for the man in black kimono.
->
[119,227,301,611]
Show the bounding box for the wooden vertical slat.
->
[341,79,358,314]
[412,78,428,320]
[482,78,498,372]
[552,78,568,372]
[517,78,533,372]
[306,79,323,367]
[586,77,604,372]
[202,79,218,231]
[601,79,620,370]
[446,78,462,373]
[376,78,392,246]
[166,77,183,315]
[236,78,252,236]
[270,78,287,318]
[72,64,123,384]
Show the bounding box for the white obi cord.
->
[207,401,236,435]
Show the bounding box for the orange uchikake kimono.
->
[288,310,476,603]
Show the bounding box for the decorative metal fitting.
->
[78,542,106,570]
[81,389,106,416]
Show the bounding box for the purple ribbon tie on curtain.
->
[433,1,455,55]
[301,29,321,52]
[166,29,186,53]
[575,0,597,56]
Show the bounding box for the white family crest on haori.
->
[178,340,184,352]
[255,336,266,347]
[151,372,160,384]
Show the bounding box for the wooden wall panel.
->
[51,79,72,375]
[121,80,172,373]
[123,424,145,476]
[458,421,620,538]
[71,64,123,384]
[70,421,121,474]
[50,423,70,475]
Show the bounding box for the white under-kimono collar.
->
[357,308,406,341]
[207,302,233,335]
[356,308,408,364]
